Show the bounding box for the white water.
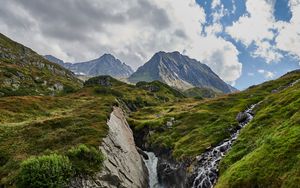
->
[143,152,164,188]
[192,104,258,188]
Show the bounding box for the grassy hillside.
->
[128,68,300,185]
[183,87,222,99]
[0,33,82,97]
[0,74,184,187]
[0,89,111,186]
[1,33,300,188]
[216,72,300,187]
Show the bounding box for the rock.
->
[166,121,173,128]
[69,107,148,188]
[45,54,134,78]
[157,159,187,188]
[236,112,249,123]
[136,147,149,160]
[53,83,64,91]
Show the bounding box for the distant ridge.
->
[45,54,134,78]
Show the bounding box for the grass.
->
[129,70,300,162]
[0,89,112,186]
[1,32,300,187]
[0,33,82,97]
[215,74,300,188]
[0,75,183,187]
[183,87,222,99]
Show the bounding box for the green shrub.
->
[94,87,123,97]
[17,154,73,188]
[67,144,105,175]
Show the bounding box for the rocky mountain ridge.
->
[128,51,236,93]
[44,54,134,78]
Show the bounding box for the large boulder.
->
[70,107,148,188]
[236,112,249,123]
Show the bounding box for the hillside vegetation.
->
[129,70,300,187]
[216,71,300,187]
[0,33,82,97]
[0,73,183,187]
[1,33,300,187]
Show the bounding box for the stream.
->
[192,103,258,188]
[142,104,258,188]
[143,151,165,188]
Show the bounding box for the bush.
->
[17,154,73,188]
[94,87,123,97]
[67,144,105,175]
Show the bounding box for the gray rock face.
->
[70,107,148,188]
[44,54,134,78]
[157,158,187,188]
[128,51,237,93]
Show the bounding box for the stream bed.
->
[143,151,165,188]
[191,103,258,188]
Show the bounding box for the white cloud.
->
[226,0,300,64]
[275,0,300,61]
[248,72,254,76]
[0,0,243,84]
[252,40,283,63]
[258,69,275,79]
[226,0,275,46]
[212,0,221,9]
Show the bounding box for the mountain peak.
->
[46,53,133,78]
[100,53,115,60]
[44,55,65,66]
[155,51,181,56]
[129,51,235,93]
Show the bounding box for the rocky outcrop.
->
[157,158,188,188]
[70,107,148,188]
[0,33,82,97]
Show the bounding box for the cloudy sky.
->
[0,0,299,89]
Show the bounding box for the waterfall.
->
[192,104,258,188]
[143,152,165,188]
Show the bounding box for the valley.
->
[0,33,300,188]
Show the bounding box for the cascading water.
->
[143,152,165,188]
[192,103,259,188]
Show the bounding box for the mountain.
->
[0,33,82,97]
[44,55,65,66]
[128,51,236,93]
[2,33,300,188]
[44,54,134,78]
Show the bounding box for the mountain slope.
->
[0,72,183,186]
[183,87,222,99]
[0,33,82,97]
[129,69,300,187]
[45,54,134,78]
[128,51,235,93]
[216,70,300,188]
